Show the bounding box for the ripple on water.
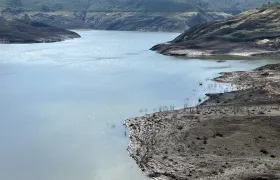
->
[0,30,279,180]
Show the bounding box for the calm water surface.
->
[0,31,279,180]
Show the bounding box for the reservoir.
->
[0,30,278,180]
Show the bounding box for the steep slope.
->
[0,17,80,43]
[151,3,280,57]
[1,0,278,13]
[1,11,226,32]
[1,0,277,32]
[0,0,228,32]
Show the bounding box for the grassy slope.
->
[175,4,280,42]
[152,2,280,55]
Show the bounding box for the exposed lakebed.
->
[0,30,279,180]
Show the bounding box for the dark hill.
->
[0,17,80,43]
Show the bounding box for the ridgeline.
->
[0,0,278,32]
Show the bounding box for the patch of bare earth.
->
[126,64,280,180]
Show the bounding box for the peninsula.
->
[151,3,280,58]
[0,17,80,43]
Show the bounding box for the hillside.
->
[1,11,227,32]
[151,2,280,57]
[0,0,279,31]
[0,17,80,43]
[1,0,279,13]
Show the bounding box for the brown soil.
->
[126,63,280,180]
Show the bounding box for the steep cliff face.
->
[0,17,80,43]
[151,3,280,57]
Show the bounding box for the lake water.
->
[0,31,279,180]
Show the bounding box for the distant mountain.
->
[0,17,80,43]
[1,0,278,13]
[0,0,279,31]
[151,2,280,58]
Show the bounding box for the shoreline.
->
[150,4,280,60]
[151,45,280,60]
[0,19,81,44]
[125,63,280,180]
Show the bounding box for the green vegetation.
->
[171,2,280,43]
[0,0,278,32]
[152,2,280,57]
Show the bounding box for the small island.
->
[0,17,80,43]
[151,3,280,58]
